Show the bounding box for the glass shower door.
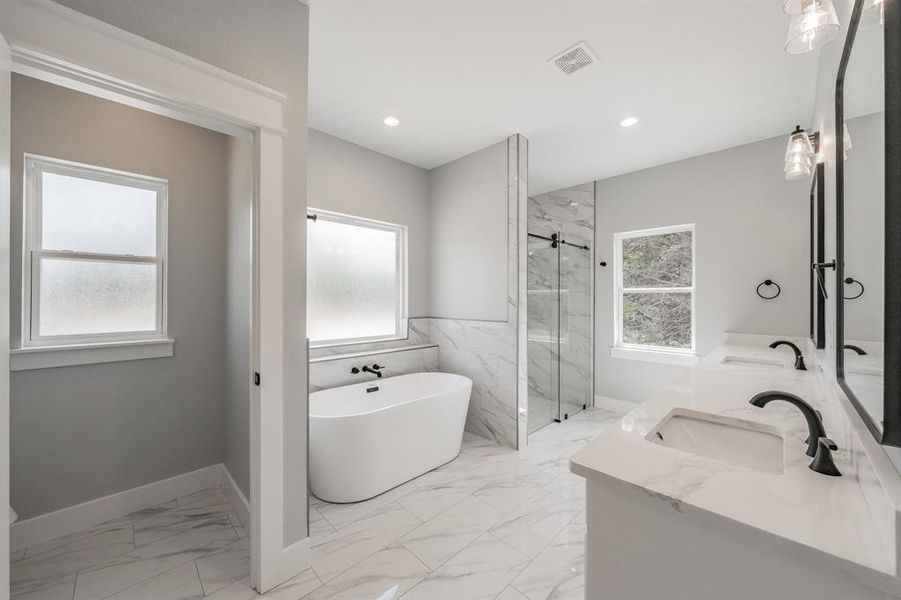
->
[527,235,559,433]
[558,242,592,420]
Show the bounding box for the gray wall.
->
[842,112,885,344]
[594,135,809,404]
[52,0,312,542]
[10,75,229,519]
[225,137,253,500]
[308,129,430,317]
[428,141,508,321]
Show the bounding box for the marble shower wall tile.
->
[428,318,518,447]
[528,182,594,246]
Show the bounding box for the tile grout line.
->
[196,559,208,597]
[312,509,423,586]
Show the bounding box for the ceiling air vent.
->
[550,42,597,76]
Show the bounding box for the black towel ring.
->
[756,279,781,300]
[843,277,864,300]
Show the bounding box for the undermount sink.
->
[647,409,784,475]
[720,355,786,370]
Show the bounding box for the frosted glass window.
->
[39,259,157,337]
[615,225,695,353]
[307,210,406,345]
[42,172,158,256]
[24,156,168,346]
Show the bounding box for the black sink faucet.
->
[361,364,383,378]
[769,340,807,371]
[749,391,826,458]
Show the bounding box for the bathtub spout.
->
[362,364,383,378]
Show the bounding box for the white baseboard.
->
[12,463,224,551]
[220,464,250,530]
[594,395,640,414]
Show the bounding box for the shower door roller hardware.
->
[253,372,261,386]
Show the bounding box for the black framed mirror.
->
[810,160,826,350]
[836,0,900,445]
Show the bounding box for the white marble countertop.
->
[571,342,900,592]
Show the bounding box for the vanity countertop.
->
[571,343,899,590]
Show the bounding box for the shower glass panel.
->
[527,235,560,434]
[559,241,592,420]
[526,231,592,435]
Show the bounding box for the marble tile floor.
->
[12,407,625,600]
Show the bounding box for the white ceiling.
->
[308,1,821,195]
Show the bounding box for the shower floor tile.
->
[12,407,626,600]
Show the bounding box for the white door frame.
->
[0,30,12,600]
[0,0,308,594]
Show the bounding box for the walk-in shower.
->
[527,183,595,436]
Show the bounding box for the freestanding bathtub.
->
[310,372,472,503]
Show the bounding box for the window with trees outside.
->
[613,224,696,364]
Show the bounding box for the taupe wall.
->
[308,129,431,317]
[225,137,253,499]
[428,141,509,321]
[10,75,230,519]
[594,134,809,404]
[52,0,312,542]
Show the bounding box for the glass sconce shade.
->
[785,159,813,180]
[785,128,815,160]
[785,0,840,54]
[860,0,885,29]
[785,126,816,180]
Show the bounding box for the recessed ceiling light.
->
[383,115,401,127]
[619,116,639,128]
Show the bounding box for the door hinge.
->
[253,372,261,386]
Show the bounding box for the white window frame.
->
[612,223,698,366]
[307,208,408,348]
[21,154,169,350]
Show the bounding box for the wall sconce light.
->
[785,125,819,180]
[783,0,840,55]
[860,0,885,29]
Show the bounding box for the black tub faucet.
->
[362,364,383,378]
[750,391,826,458]
[769,340,807,371]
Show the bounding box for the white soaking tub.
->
[310,372,472,503]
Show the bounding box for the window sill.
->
[310,333,407,351]
[610,346,699,366]
[11,339,175,371]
